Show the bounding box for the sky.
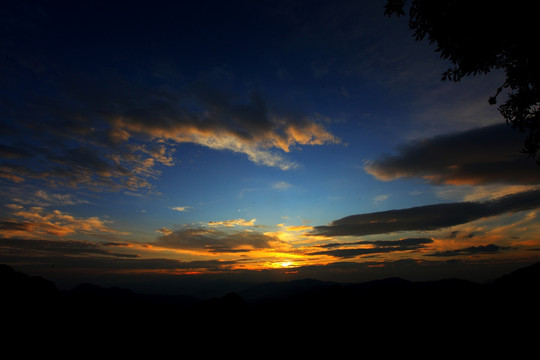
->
[2,0,540,292]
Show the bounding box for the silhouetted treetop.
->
[385,0,540,160]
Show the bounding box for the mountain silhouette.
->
[0,263,58,305]
[2,261,539,342]
[493,261,540,288]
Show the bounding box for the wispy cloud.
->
[373,194,389,203]
[156,227,173,236]
[169,206,192,212]
[272,181,293,190]
[208,218,256,227]
[310,238,433,258]
[435,184,539,202]
[29,190,89,206]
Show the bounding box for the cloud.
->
[0,220,32,234]
[156,227,173,236]
[373,194,389,203]
[1,138,165,193]
[26,190,89,206]
[110,87,340,171]
[311,189,540,237]
[0,144,31,159]
[0,207,128,239]
[0,238,136,259]
[208,218,256,227]
[310,238,433,258]
[426,244,512,257]
[272,181,293,190]
[0,237,237,273]
[278,224,313,232]
[365,124,540,186]
[435,184,539,202]
[0,164,30,183]
[1,72,340,194]
[169,206,192,212]
[154,226,279,253]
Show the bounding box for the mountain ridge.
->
[3,261,539,304]
[2,261,539,331]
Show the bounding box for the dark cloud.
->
[101,242,133,247]
[312,189,540,237]
[365,124,540,185]
[155,227,279,253]
[0,236,243,274]
[0,144,31,159]
[0,220,31,232]
[426,244,513,257]
[0,238,237,275]
[311,238,433,258]
[0,238,136,258]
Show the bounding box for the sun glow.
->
[271,260,298,269]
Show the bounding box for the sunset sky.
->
[2,0,539,291]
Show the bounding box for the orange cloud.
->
[1,207,128,239]
[0,165,26,183]
[112,108,339,171]
[284,225,313,232]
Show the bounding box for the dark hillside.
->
[1,263,59,307]
[1,262,539,340]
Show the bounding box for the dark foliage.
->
[385,0,540,160]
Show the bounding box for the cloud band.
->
[311,189,540,237]
[365,124,540,185]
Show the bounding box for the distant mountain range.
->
[2,262,539,343]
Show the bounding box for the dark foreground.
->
[2,262,539,352]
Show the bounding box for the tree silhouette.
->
[385,0,540,160]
